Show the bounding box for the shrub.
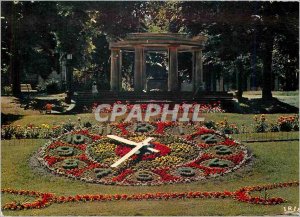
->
[216,118,239,134]
[204,120,216,129]
[253,115,268,133]
[1,125,16,139]
[277,115,299,132]
[45,79,60,94]
[83,122,92,128]
[2,85,12,96]
[62,123,75,132]
[269,124,279,132]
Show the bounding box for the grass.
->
[243,91,299,108]
[243,91,299,97]
[1,139,299,216]
[231,131,299,142]
[1,100,299,215]
[10,113,297,127]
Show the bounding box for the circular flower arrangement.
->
[37,123,251,185]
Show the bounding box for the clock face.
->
[37,122,251,185]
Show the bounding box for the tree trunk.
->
[11,3,21,97]
[262,31,274,100]
[236,59,244,100]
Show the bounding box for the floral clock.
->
[37,123,251,185]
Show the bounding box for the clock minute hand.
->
[107,135,139,146]
[111,143,144,168]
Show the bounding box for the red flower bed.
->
[221,151,245,164]
[220,138,238,147]
[187,162,226,175]
[44,155,62,166]
[186,127,215,140]
[112,169,133,182]
[2,181,298,210]
[155,122,166,134]
[38,124,250,186]
[115,123,129,135]
[66,163,100,177]
[153,168,180,182]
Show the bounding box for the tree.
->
[251,2,299,99]
[1,1,60,95]
[180,2,254,98]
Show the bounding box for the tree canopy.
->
[1,1,298,97]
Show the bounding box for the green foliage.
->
[177,167,195,177]
[57,146,74,157]
[135,171,153,181]
[253,115,268,133]
[94,168,112,179]
[45,79,60,94]
[2,85,12,96]
[204,120,217,130]
[62,159,79,169]
[215,145,232,155]
[208,158,229,168]
[1,1,298,94]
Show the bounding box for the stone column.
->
[192,51,196,91]
[210,73,214,91]
[168,46,178,91]
[142,50,147,90]
[134,46,144,92]
[110,48,120,91]
[219,76,224,91]
[216,79,220,91]
[119,50,122,91]
[247,75,251,91]
[194,49,204,91]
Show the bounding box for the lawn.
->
[243,91,299,108]
[1,109,299,215]
[10,113,295,127]
[1,139,299,216]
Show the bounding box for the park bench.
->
[20,84,38,93]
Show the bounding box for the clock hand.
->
[107,135,159,153]
[140,137,159,153]
[111,143,144,168]
[141,137,154,144]
[107,135,139,146]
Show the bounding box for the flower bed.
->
[92,101,225,114]
[2,114,298,140]
[37,123,251,186]
[2,181,298,210]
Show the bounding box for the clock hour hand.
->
[107,135,159,153]
[111,144,144,168]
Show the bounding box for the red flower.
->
[153,168,180,182]
[220,139,238,147]
[91,134,101,141]
[112,169,133,182]
[44,155,61,166]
